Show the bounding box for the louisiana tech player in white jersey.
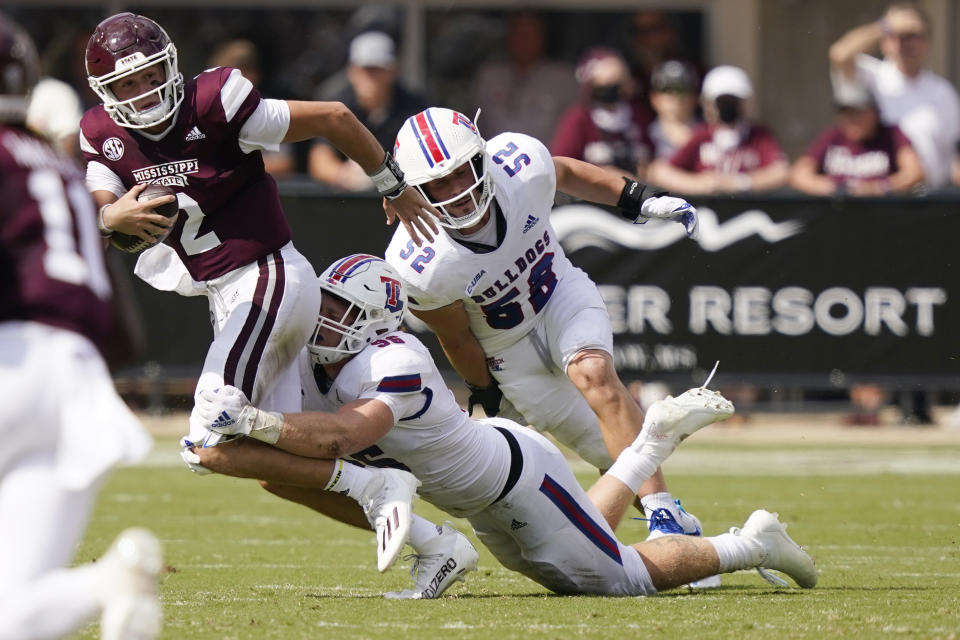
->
[386,127,575,355]
[385,108,709,541]
[195,255,816,599]
[386,108,720,561]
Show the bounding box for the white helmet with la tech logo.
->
[393,107,494,229]
[308,254,407,365]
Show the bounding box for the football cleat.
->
[641,387,734,448]
[99,528,163,640]
[733,509,818,589]
[645,500,721,589]
[359,468,421,572]
[384,522,479,600]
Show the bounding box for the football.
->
[110,183,181,254]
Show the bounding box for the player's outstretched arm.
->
[284,100,439,245]
[196,386,394,459]
[553,156,697,236]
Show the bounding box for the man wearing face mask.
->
[550,48,652,179]
[648,65,789,194]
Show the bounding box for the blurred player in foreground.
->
[193,255,817,599]
[77,12,439,471]
[0,13,160,640]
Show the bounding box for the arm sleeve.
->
[238,98,291,154]
[85,160,126,198]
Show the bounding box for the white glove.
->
[179,446,212,475]
[195,386,283,444]
[639,195,698,237]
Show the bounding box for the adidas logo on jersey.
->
[185,126,206,141]
[521,214,539,234]
[510,519,527,530]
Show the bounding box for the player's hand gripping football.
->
[100,183,177,242]
[195,386,283,444]
[383,187,441,246]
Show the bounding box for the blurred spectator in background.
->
[550,47,651,179]
[648,65,788,195]
[26,76,82,158]
[647,59,701,161]
[209,38,295,178]
[829,2,960,188]
[472,10,578,143]
[309,31,427,191]
[790,82,923,196]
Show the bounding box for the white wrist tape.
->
[246,408,284,444]
[368,152,407,199]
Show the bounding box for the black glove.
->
[616,177,666,222]
[467,379,502,417]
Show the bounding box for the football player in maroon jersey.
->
[0,13,163,640]
[78,12,440,459]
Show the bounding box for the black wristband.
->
[616,178,666,221]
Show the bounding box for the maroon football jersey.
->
[803,123,911,186]
[0,124,114,352]
[80,67,291,282]
[669,123,786,174]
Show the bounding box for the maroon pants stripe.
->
[223,255,271,395]
[240,250,286,397]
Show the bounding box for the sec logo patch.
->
[102,137,124,161]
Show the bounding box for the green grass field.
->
[73,429,960,640]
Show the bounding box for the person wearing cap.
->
[309,30,427,191]
[790,83,923,196]
[648,64,788,195]
[646,59,701,160]
[829,3,960,188]
[549,47,652,179]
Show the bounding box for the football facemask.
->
[394,107,494,230]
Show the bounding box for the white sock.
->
[324,459,374,501]
[0,564,105,640]
[640,492,677,515]
[708,532,764,573]
[606,447,660,494]
[408,515,443,551]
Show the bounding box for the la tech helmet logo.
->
[381,276,404,313]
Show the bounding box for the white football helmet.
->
[85,13,184,129]
[393,107,494,229]
[308,254,407,365]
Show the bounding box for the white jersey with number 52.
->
[385,132,575,354]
